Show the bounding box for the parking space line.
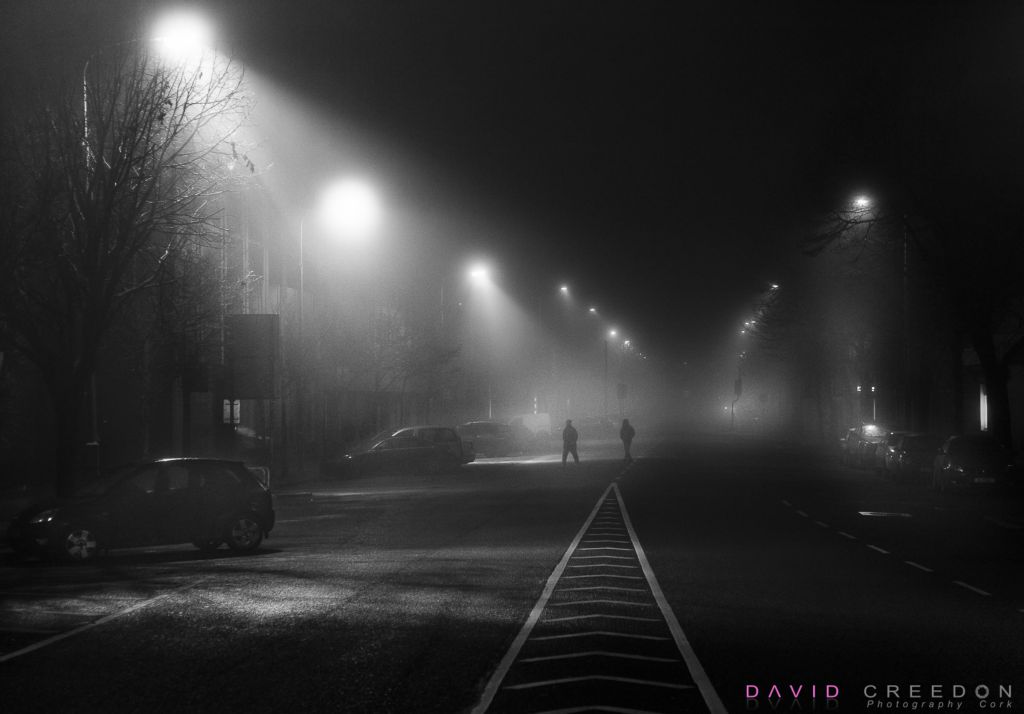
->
[953,581,991,597]
[0,579,207,664]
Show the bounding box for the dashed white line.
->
[813,521,830,528]
[953,581,991,597]
[867,545,890,555]
[567,564,639,570]
[838,531,857,540]
[561,574,644,581]
[795,510,809,518]
[905,561,933,573]
[781,500,792,507]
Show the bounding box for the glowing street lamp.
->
[853,195,872,210]
[559,285,570,296]
[151,10,215,63]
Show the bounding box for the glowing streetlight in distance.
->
[468,263,490,286]
[151,10,214,62]
[608,329,618,339]
[853,195,872,209]
[588,307,598,314]
[318,179,381,242]
[559,285,569,296]
[770,283,780,290]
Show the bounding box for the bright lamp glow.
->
[319,179,381,241]
[151,11,214,63]
[608,329,618,339]
[853,195,871,209]
[588,307,597,314]
[468,264,490,286]
[559,285,569,295]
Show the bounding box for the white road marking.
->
[571,555,634,561]
[504,675,694,691]
[867,545,890,555]
[781,500,792,507]
[795,510,809,517]
[567,564,639,570]
[531,630,669,642]
[578,547,633,552]
[559,586,647,593]
[520,650,679,664]
[544,614,661,624]
[905,561,934,573]
[548,599,653,608]
[953,581,991,597]
[612,483,727,713]
[471,484,615,714]
[838,531,857,540]
[814,521,830,528]
[0,579,206,663]
[561,574,644,580]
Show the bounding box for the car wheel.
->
[224,515,263,553]
[59,527,100,562]
[193,538,222,553]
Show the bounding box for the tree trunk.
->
[52,387,84,498]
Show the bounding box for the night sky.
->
[4,1,1023,363]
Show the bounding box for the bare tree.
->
[0,43,252,495]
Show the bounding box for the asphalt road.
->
[1,433,1022,713]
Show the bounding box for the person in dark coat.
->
[620,418,636,462]
[562,419,579,465]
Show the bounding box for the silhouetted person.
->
[620,418,636,463]
[562,419,579,465]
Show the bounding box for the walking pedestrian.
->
[620,418,635,463]
[562,419,579,465]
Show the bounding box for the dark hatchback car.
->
[932,434,1014,493]
[7,458,275,561]
[329,425,475,477]
[892,433,944,482]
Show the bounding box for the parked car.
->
[843,423,890,468]
[457,421,520,457]
[874,430,909,476]
[6,458,274,562]
[932,434,1014,493]
[892,433,944,482]
[328,425,475,477]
